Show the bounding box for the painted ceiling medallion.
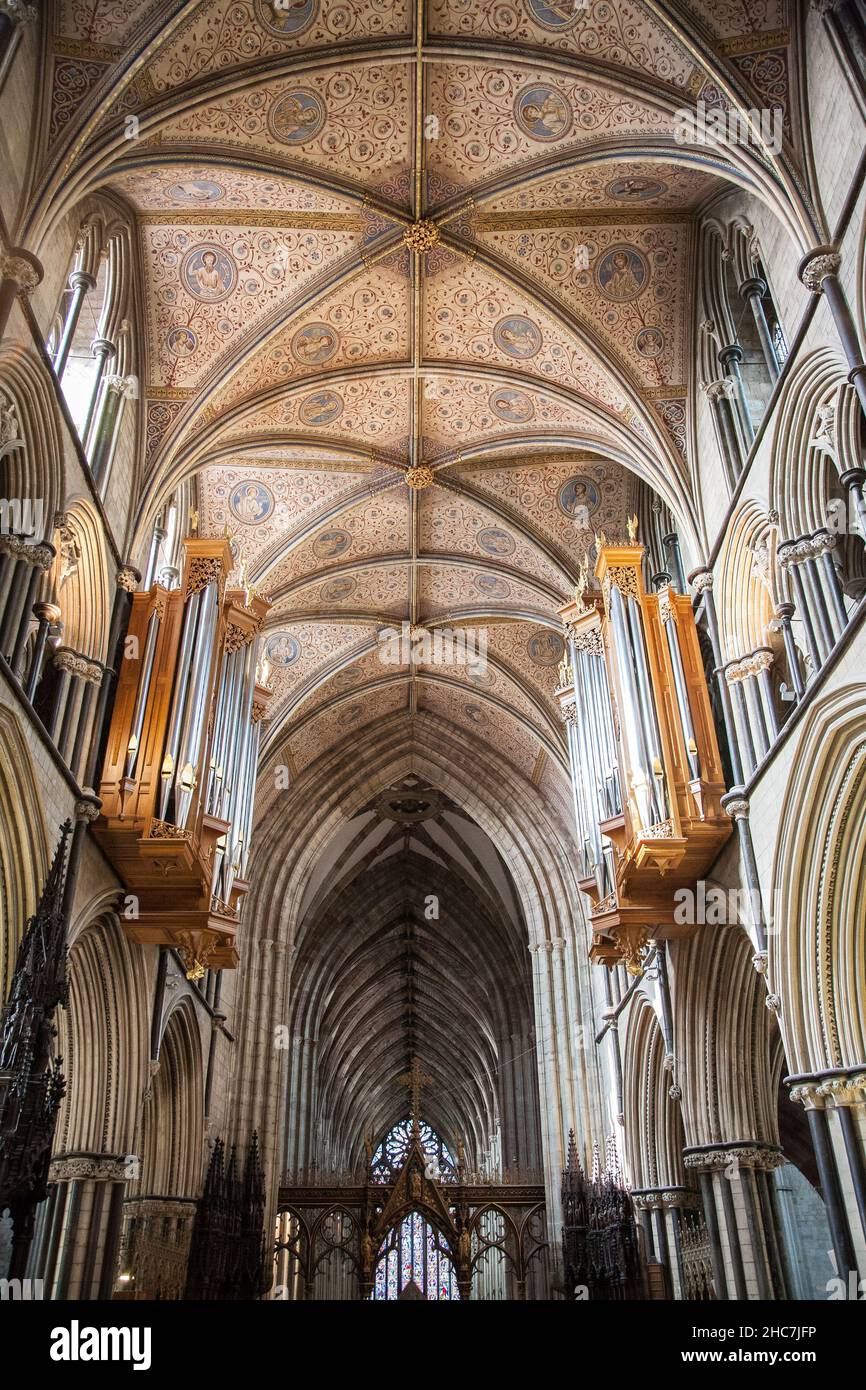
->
[605,176,667,201]
[268,88,326,145]
[558,475,601,519]
[527,629,565,667]
[636,326,665,358]
[526,0,580,30]
[594,244,649,303]
[514,84,572,142]
[168,178,224,205]
[320,575,357,601]
[181,244,236,303]
[299,389,343,424]
[477,526,516,557]
[493,315,542,359]
[403,220,440,254]
[292,322,339,364]
[256,0,318,39]
[229,480,275,525]
[489,387,534,423]
[166,326,198,358]
[405,465,435,490]
[312,527,352,559]
[266,632,301,666]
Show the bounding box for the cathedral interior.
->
[1,0,866,1308]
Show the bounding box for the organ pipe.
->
[93,535,272,977]
[558,527,730,975]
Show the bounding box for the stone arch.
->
[138,996,206,1200]
[55,909,151,1158]
[769,346,856,540]
[0,344,65,538]
[0,706,48,1000]
[717,499,779,662]
[770,683,866,1075]
[53,496,112,662]
[622,993,684,1191]
[671,922,777,1149]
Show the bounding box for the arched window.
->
[369,1118,460,1300]
[369,1117,458,1184]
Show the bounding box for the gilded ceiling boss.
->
[0,0,864,1336]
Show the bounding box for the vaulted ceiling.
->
[31,0,813,825]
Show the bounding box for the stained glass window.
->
[369,1117,458,1184]
[369,1118,459,1299]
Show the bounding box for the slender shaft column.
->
[23,599,60,701]
[789,1070,866,1286]
[703,379,743,488]
[740,276,780,380]
[799,247,866,421]
[718,344,755,446]
[773,602,806,700]
[53,269,97,380]
[0,540,53,667]
[0,247,42,337]
[839,468,866,544]
[80,336,115,448]
[721,793,768,960]
[690,568,741,785]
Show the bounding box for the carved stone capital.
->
[684,1143,784,1173]
[75,793,102,822]
[722,792,749,821]
[689,568,714,595]
[116,565,139,592]
[0,246,43,293]
[702,376,736,403]
[49,1153,131,1183]
[799,246,842,293]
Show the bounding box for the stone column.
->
[721,792,768,963]
[36,1154,132,1299]
[684,1143,787,1300]
[718,344,755,446]
[789,1071,866,1288]
[702,379,743,489]
[53,269,97,380]
[740,275,781,381]
[691,567,742,784]
[799,247,866,422]
[0,246,42,337]
[0,538,53,671]
[83,564,139,788]
[89,374,137,490]
[632,1188,702,1299]
[80,335,116,448]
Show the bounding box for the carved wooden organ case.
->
[94,537,272,977]
[557,538,730,975]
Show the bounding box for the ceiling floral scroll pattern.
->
[423,377,598,449]
[426,62,669,189]
[425,263,628,413]
[427,0,697,88]
[143,222,360,388]
[488,161,716,213]
[58,0,152,44]
[477,222,687,390]
[419,494,569,593]
[141,0,413,95]
[206,276,410,414]
[263,490,411,593]
[227,374,410,455]
[161,65,413,190]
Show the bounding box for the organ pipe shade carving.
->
[558,536,730,976]
[93,536,272,976]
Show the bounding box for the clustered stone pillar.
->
[30,1155,130,1299]
[690,567,744,784]
[684,1143,789,1300]
[799,247,866,423]
[631,1189,703,1299]
[0,537,54,676]
[702,378,743,489]
[789,1069,866,1289]
[47,647,104,780]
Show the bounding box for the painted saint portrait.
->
[168,178,224,205]
[464,703,490,728]
[266,632,301,666]
[292,323,339,365]
[477,526,516,557]
[493,315,542,359]
[229,481,275,526]
[527,629,565,667]
[165,326,198,358]
[595,245,649,303]
[514,84,572,142]
[313,527,351,559]
[489,388,534,423]
[636,326,665,358]
[321,576,356,602]
[256,0,317,37]
[474,573,511,600]
[558,475,600,519]
[181,245,236,303]
[605,176,667,202]
[269,88,325,145]
[299,390,343,425]
[527,0,579,30]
